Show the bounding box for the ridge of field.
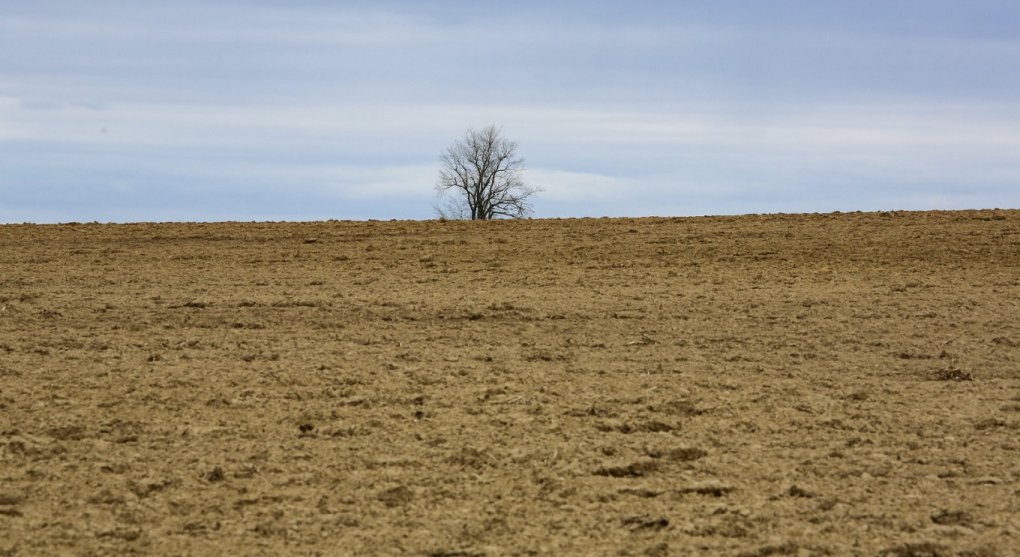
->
[1,210,1019,556]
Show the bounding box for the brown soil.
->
[1,210,1019,556]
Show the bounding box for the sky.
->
[2,0,1019,223]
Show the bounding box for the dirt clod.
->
[0,492,26,506]
[931,509,971,526]
[933,368,973,381]
[205,467,226,483]
[786,485,814,498]
[622,515,669,530]
[676,482,735,497]
[594,461,660,478]
[376,486,414,508]
[665,447,708,462]
[878,542,951,557]
[645,542,670,557]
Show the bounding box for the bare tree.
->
[435,125,541,220]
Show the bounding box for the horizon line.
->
[2,207,1017,227]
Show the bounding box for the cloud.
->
[2,2,1019,222]
[0,6,733,48]
[5,96,1019,206]
[214,162,441,201]
[527,169,734,204]
[6,94,1019,154]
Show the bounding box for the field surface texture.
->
[2,211,1019,557]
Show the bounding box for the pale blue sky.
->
[2,1,1019,222]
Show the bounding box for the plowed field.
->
[2,211,1019,556]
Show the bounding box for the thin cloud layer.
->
[1,1,1019,222]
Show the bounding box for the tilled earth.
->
[1,210,1019,556]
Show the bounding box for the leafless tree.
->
[435,125,541,220]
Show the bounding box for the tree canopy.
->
[435,125,540,220]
